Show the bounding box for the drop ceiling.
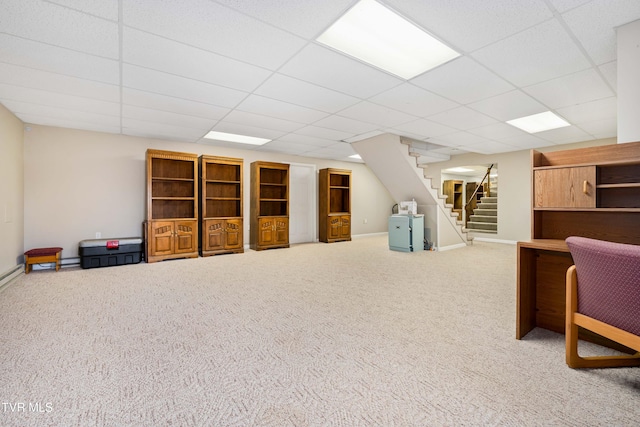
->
[1,0,637,163]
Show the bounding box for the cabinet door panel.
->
[175,220,197,253]
[275,218,289,245]
[225,219,243,249]
[534,166,596,208]
[258,218,274,246]
[339,215,351,238]
[328,217,341,240]
[149,221,174,256]
[204,219,225,252]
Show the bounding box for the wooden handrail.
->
[465,164,494,209]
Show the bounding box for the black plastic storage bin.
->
[79,237,143,269]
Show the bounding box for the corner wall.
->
[0,104,25,276]
[23,125,394,259]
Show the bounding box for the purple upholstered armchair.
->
[565,236,640,368]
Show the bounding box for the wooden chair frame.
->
[566,265,640,368]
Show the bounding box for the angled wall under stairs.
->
[351,133,471,250]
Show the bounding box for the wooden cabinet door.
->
[174,220,197,254]
[328,216,341,240]
[534,166,596,208]
[203,218,225,252]
[225,218,243,250]
[258,217,275,246]
[274,217,289,245]
[149,221,174,256]
[339,215,351,238]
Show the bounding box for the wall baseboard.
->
[30,257,80,271]
[0,264,24,291]
[473,237,517,245]
[437,243,467,252]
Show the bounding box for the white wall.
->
[617,19,640,143]
[0,104,24,274]
[424,138,616,243]
[23,125,394,259]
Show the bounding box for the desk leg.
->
[516,245,537,339]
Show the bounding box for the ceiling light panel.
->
[317,0,460,79]
[506,111,570,133]
[204,131,271,145]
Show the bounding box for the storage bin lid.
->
[79,237,142,248]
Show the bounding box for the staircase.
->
[466,179,498,234]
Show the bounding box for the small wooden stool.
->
[24,247,63,274]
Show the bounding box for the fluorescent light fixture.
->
[203,131,270,145]
[349,154,362,159]
[506,111,570,134]
[445,167,474,173]
[316,0,460,79]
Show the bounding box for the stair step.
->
[470,215,497,223]
[466,221,498,231]
[473,208,497,216]
[477,202,497,209]
[481,197,497,203]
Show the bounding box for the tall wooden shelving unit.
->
[199,155,243,256]
[319,168,351,243]
[517,141,640,344]
[250,161,290,251]
[145,149,199,263]
[442,179,463,219]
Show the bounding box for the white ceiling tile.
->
[0,83,119,116]
[411,57,514,104]
[122,105,216,130]
[18,113,121,134]
[0,63,119,103]
[535,125,594,144]
[214,0,354,39]
[427,107,498,131]
[576,117,617,138]
[255,74,360,113]
[468,90,547,121]
[223,110,305,133]
[0,0,119,58]
[386,0,553,52]
[562,0,640,65]
[467,122,527,140]
[122,64,248,108]
[48,0,119,20]
[279,43,403,98]
[498,132,552,150]
[338,101,417,127]
[256,140,314,156]
[122,88,229,120]
[123,0,306,70]
[123,28,271,92]
[547,0,592,13]
[235,95,329,123]
[370,83,459,117]
[473,19,591,87]
[599,61,617,91]
[0,33,119,84]
[523,69,614,109]
[303,142,357,159]
[3,99,121,128]
[123,118,204,142]
[459,140,519,155]
[390,119,457,138]
[293,125,353,141]
[277,133,337,148]
[556,96,617,124]
[430,132,494,148]
[312,115,380,135]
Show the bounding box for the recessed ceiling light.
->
[349,154,362,159]
[506,111,570,134]
[203,131,271,145]
[316,0,460,79]
[445,167,474,173]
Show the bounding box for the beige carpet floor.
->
[1,235,638,426]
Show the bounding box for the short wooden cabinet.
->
[442,179,463,218]
[517,141,640,343]
[145,149,199,263]
[250,161,289,250]
[319,168,351,243]
[199,155,243,256]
